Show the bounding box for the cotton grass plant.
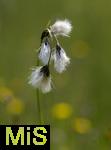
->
[28,19,72,124]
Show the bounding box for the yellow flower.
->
[52,102,73,119]
[0,87,14,102]
[6,98,24,115]
[72,117,92,134]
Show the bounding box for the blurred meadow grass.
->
[0,0,111,149]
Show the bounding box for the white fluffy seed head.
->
[50,19,72,37]
[38,40,51,65]
[40,77,52,93]
[53,46,70,73]
[28,67,43,88]
[28,66,52,93]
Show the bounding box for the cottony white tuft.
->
[40,77,52,93]
[53,45,70,73]
[28,67,43,88]
[50,19,72,37]
[38,40,51,65]
[28,66,52,93]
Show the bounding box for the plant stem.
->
[36,88,42,124]
[36,59,42,124]
[53,34,59,44]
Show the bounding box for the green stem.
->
[53,34,59,44]
[36,59,42,124]
[36,88,42,124]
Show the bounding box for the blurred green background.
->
[0,0,111,149]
